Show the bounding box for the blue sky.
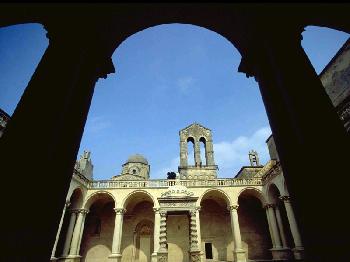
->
[0,23,348,180]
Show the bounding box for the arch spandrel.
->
[197,188,232,208]
[237,187,267,207]
[121,189,157,209]
[83,190,116,210]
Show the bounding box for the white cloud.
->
[153,126,272,179]
[177,76,196,93]
[85,116,112,134]
[214,126,272,177]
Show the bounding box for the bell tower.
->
[178,123,218,180]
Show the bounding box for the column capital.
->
[65,201,71,208]
[114,208,126,215]
[264,203,275,209]
[189,209,196,217]
[159,210,167,217]
[78,208,89,215]
[153,207,160,213]
[279,195,291,202]
[195,206,201,212]
[228,204,239,211]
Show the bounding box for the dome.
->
[126,154,148,165]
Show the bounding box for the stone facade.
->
[51,123,304,262]
[320,38,350,133]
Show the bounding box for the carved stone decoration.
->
[279,195,291,202]
[161,185,194,198]
[158,253,168,262]
[114,208,126,215]
[190,252,201,262]
[189,210,199,251]
[159,211,167,253]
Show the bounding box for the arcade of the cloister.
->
[52,160,304,262]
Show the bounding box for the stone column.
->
[51,201,70,260]
[194,141,201,166]
[189,210,201,262]
[152,208,161,262]
[68,209,88,257]
[265,204,290,260]
[109,208,126,262]
[280,196,304,259]
[265,204,282,248]
[0,25,115,261]
[77,211,88,255]
[195,207,203,260]
[275,205,288,248]
[158,210,168,261]
[62,209,78,257]
[228,205,246,262]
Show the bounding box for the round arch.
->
[198,188,232,207]
[267,183,281,204]
[237,187,267,207]
[121,189,156,209]
[68,187,84,209]
[83,190,116,210]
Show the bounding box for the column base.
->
[157,251,168,262]
[50,257,58,261]
[270,247,292,260]
[292,246,305,260]
[234,249,247,262]
[151,252,158,262]
[57,255,82,262]
[108,253,122,262]
[189,250,201,262]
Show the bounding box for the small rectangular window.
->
[205,242,213,259]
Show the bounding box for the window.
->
[205,242,213,259]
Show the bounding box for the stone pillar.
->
[238,23,350,261]
[194,141,201,166]
[68,209,88,257]
[158,210,168,261]
[195,207,203,261]
[189,210,201,262]
[77,211,87,255]
[205,138,215,166]
[109,208,126,262]
[228,205,246,262]
[152,208,161,262]
[0,25,115,261]
[275,205,288,248]
[51,201,70,260]
[280,196,304,260]
[180,138,188,167]
[62,210,78,257]
[265,204,289,260]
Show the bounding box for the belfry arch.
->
[0,4,350,262]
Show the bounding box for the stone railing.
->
[88,177,262,189]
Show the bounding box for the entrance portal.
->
[167,214,190,262]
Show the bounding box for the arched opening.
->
[121,191,155,262]
[55,188,84,258]
[199,190,233,261]
[134,220,154,262]
[74,23,269,180]
[80,193,116,262]
[199,137,207,166]
[238,189,272,260]
[268,184,294,249]
[187,137,195,166]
